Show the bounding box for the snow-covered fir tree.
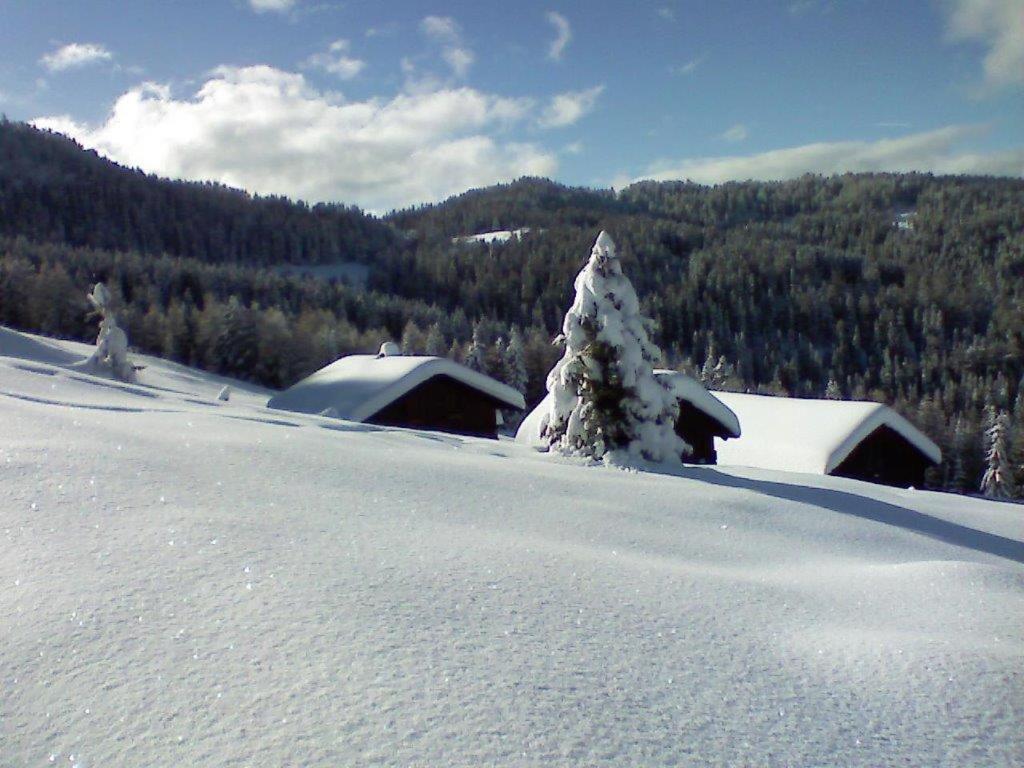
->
[400,320,424,355]
[542,231,688,465]
[424,323,446,357]
[700,355,738,391]
[499,329,530,432]
[824,379,843,400]
[503,328,528,395]
[463,323,487,373]
[980,408,1014,500]
[215,296,258,377]
[85,282,136,382]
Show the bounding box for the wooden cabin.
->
[515,371,740,464]
[267,344,524,439]
[711,392,941,488]
[656,370,741,463]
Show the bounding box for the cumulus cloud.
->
[538,85,603,128]
[40,43,113,72]
[249,0,296,12]
[419,15,474,78]
[546,11,571,61]
[635,126,1024,184]
[720,124,749,143]
[32,66,555,212]
[304,40,366,80]
[944,0,1024,89]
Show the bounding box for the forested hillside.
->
[1,121,1022,494]
[0,119,394,265]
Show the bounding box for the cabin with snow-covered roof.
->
[711,392,941,488]
[515,371,740,463]
[267,343,525,439]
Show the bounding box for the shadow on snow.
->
[654,464,1024,566]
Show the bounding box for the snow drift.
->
[1,326,1021,767]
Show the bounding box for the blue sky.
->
[1,0,1021,211]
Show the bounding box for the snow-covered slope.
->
[452,228,531,245]
[2,327,1022,767]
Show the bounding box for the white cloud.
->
[635,126,1024,184]
[32,66,555,212]
[538,85,603,129]
[420,16,460,42]
[40,43,113,72]
[546,11,572,61]
[442,47,474,78]
[944,0,1024,89]
[419,16,474,78]
[671,56,705,76]
[304,40,366,80]
[249,0,296,12]
[656,7,676,23]
[720,124,749,143]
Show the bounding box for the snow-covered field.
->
[2,326,1022,767]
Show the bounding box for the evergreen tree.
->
[980,408,1014,500]
[464,323,487,373]
[824,379,843,400]
[503,328,529,394]
[949,416,971,492]
[215,296,258,378]
[542,231,687,464]
[400,320,424,355]
[424,323,446,356]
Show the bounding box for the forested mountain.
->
[1,120,1022,495]
[0,119,395,265]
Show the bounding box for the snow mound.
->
[712,391,941,474]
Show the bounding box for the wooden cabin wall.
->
[367,375,504,439]
[831,425,934,488]
[676,403,725,464]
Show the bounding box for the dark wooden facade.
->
[366,374,509,439]
[831,425,935,488]
[675,402,733,464]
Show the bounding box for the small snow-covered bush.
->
[85,282,136,383]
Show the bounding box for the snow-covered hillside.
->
[2,327,1022,767]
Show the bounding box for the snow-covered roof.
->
[711,392,942,475]
[515,371,739,446]
[655,370,741,438]
[268,354,525,422]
